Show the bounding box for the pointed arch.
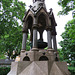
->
[37,12,48,27]
[25,15,33,41]
[37,12,48,41]
[36,8,50,26]
[26,15,33,29]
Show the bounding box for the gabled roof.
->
[23,7,49,22]
[35,7,49,16]
[22,9,34,22]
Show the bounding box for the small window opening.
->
[23,56,30,61]
[39,56,48,61]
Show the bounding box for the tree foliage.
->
[59,19,75,74]
[58,0,75,18]
[0,0,30,58]
[58,0,75,74]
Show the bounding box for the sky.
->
[19,0,73,48]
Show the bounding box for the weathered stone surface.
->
[8,0,70,75]
[20,51,55,61]
[17,61,32,75]
[8,61,70,75]
[50,62,71,75]
[7,62,18,75]
[50,62,64,75]
[56,62,71,75]
[19,61,47,75]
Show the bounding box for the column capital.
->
[22,28,28,33]
[31,48,39,51]
[21,50,25,53]
[47,48,55,52]
[51,31,57,35]
[46,26,52,31]
[32,25,38,29]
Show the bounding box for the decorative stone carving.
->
[8,0,70,75]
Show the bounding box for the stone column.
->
[21,33,27,52]
[52,35,57,51]
[46,26,54,52]
[33,29,37,48]
[47,30,52,49]
[21,22,28,52]
[32,17,38,51]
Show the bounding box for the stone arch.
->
[37,13,48,41]
[23,56,30,61]
[37,13,47,26]
[37,12,49,26]
[39,56,48,61]
[26,15,33,29]
[26,15,33,41]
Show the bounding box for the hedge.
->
[0,67,10,75]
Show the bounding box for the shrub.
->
[0,67,10,75]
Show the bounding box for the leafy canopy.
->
[58,0,75,74]
[0,0,30,58]
[59,19,75,74]
[58,0,75,18]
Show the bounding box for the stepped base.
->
[8,61,70,75]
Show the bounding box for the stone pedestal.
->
[8,61,70,75]
[8,50,70,75]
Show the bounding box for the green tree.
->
[57,48,64,61]
[0,0,30,59]
[58,0,75,74]
[58,0,75,17]
[59,19,75,74]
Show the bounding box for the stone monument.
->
[8,0,70,75]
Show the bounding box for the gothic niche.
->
[38,13,46,41]
[23,56,30,61]
[37,13,47,49]
[26,16,33,42]
[39,56,48,61]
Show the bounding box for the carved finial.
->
[49,8,53,15]
[50,8,53,12]
[29,5,32,8]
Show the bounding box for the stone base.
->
[20,50,55,61]
[8,61,70,75]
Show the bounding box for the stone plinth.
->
[20,50,55,61]
[8,61,70,75]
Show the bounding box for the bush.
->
[0,67,10,75]
[68,66,75,75]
